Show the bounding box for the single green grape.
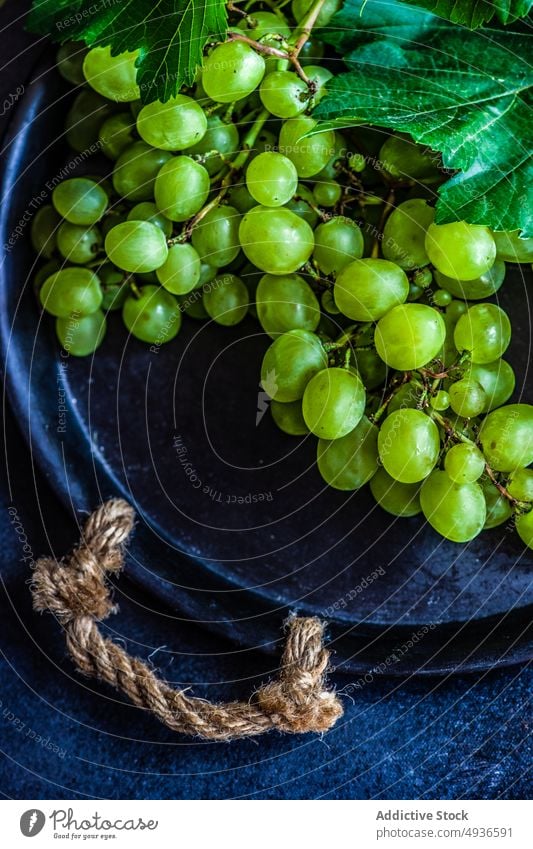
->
[425,222,496,280]
[413,267,433,289]
[239,205,314,274]
[479,404,533,472]
[202,41,265,103]
[515,509,533,549]
[445,442,485,484]
[34,260,61,293]
[387,382,422,414]
[379,133,440,182]
[433,261,505,300]
[259,71,309,118]
[105,221,168,273]
[238,10,291,39]
[154,157,210,222]
[246,152,298,207]
[126,202,173,238]
[375,304,446,370]
[292,0,342,28]
[507,469,533,502]
[353,347,387,391]
[480,475,512,529]
[369,468,422,517]
[191,205,241,268]
[317,415,378,490]
[187,115,240,175]
[156,243,201,295]
[420,470,486,542]
[382,199,434,270]
[98,113,136,160]
[99,264,129,311]
[57,222,102,264]
[203,274,249,326]
[285,184,319,227]
[448,378,487,417]
[256,273,320,337]
[52,178,108,226]
[334,259,409,322]
[261,329,327,402]
[270,399,309,436]
[113,142,172,202]
[453,304,511,363]
[56,42,88,85]
[278,117,336,178]
[40,268,103,317]
[179,291,209,321]
[378,408,440,484]
[446,299,468,324]
[31,205,60,258]
[315,132,345,181]
[304,65,333,104]
[321,289,340,315]
[66,90,114,153]
[433,289,452,307]
[56,310,107,357]
[430,390,450,411]
[347,152,366,173]
[466,360,515,413]
[492,230,533,263]
[313,180,342,208]
[227,184,257,214]
[313,217,364,275]
[136,95,207,151]
[83,46,140,101]
[302,367,366,440]
[122,285,181,344]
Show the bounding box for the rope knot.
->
[32,499,134,624]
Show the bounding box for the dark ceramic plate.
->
[2,52,532,674]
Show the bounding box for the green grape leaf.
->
[27,0,228,103]
[399,0,533,28]
[314,26,533,236]
[320,0,437,53]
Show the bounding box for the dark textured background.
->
[0,1,531,799]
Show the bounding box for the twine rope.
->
[31,499,343,741]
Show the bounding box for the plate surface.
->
[2,53,532,674]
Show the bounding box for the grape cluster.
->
[33,2,533,549]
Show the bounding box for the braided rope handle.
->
[31,499,343,741]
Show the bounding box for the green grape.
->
[98,113,136,160]
[34,259,61,293]
[347,152,366,173]
[203,274,248,326]
[198,262,218,286]
[83,46,140,101]
[316,132,345,181]
[191,205,241,267]
[65,90,114,152]
[378,408,440,483]
[113,142,172,202]
[123,285,181,344]
[453,303,511,364]
[420,470,486,542]
[492,230,533,263]
[353,347,387,390]
[156,243,201,295]
[467,360,515,413]
[413,267,433,288]
[302,367,366,440]
[259,71,309,118]
[317,415,378,490]
[292,0,342,27]
[101,210,128,238]
[52,178,108,226]
[256,273,319,337]
[446,299,468,324]
[445,442,485,484]
[56,310,106,356]
[246,152,298,207]
[154,157,210,222]
[57,222,102,264]
[448,378,487,417]
[334,259,409,322]
[40,268,103,317]
[180,291,209,320]
[99,264,129,311]
[515,509,533,548]
[387,381,421,414]
[238,10,291,39]
[369,468,421,517]
[299,38,325,67]
[261,329,327,402]
[56,42,87,85]
[227,184,257,214]
[187,115,240,175]
[278,117,336,178]
[508,468,533,502]
[127,202,173,237]
[31,205,60,259]
[375,303,446,370]
[304,65,333,104]
[202,42,265,103]
[425,222,496,280]
[434,261,505,300]
[105,221,168,273]
[239,206,314,274]
[270,399,309,436]
[480,475,512,529]
[313,180,342,208]
[382,199,434,270]
[285,184,319,227]
[479,404,533,472]
[433,289,452,307]
[430,390,450,411]
[321,289,340,315]
[136,95,207,151]
[379,133,440,182]
[408,283,423,302]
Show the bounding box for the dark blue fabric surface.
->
[0,5,531,801]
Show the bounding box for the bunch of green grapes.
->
[32,1,533,549]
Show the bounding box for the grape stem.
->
[290,0,327,56]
